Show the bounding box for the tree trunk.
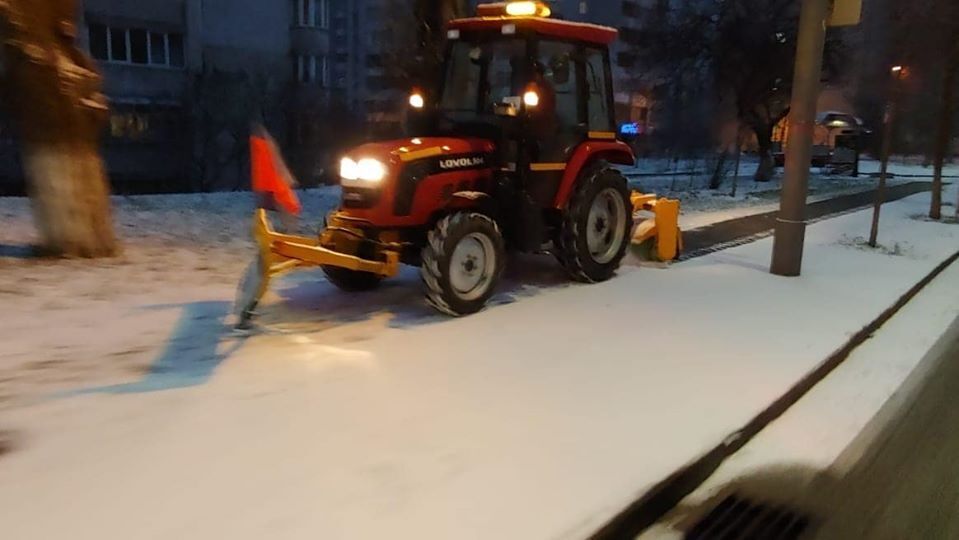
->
[0,0,116,257]
[752,122,776,182]
[731,130,743,198]
[709,150,728,190]
[931,43,958,220]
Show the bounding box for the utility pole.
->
[770,0,832,276]
[869,66,905,248]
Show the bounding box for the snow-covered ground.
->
[0,188,339,407]
[0,178,956,539]
[6,160,947,408]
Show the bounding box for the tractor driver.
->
[527,60,562,163]
[528,61,557,135]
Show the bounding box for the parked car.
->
[773,111,869,169]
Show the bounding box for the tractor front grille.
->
[342,186,380,209]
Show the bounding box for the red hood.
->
[344,137,496,166]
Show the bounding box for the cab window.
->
[584,47,613,132]
[440,38,527,115]
[535,40,580,132]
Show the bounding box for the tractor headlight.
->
[340,157,359,180]
[340,157,386,185]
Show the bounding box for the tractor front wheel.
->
[322,266,383,292]
[557,163,633,283]
[421,213,506,316]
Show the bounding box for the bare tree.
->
[0,0,116,257]
[414,0,467,81]
[379,0,468,92]
[622,0,848,182]
[901,0,959,219]
[932,42,958,220]
[191,69,282,191]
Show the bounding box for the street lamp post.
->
[868,65,906,248]
[770,0,832,276]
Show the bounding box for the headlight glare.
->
[340,157,359,180]
[356,158,386,182]
[341,157,386,185]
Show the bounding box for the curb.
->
[590,249,959,539]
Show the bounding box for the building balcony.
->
[99,63,189,104]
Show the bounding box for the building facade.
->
[0,0,347,193]
[80,0,327,192]
[0,0,651,194]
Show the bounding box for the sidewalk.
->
[1,189,957,540]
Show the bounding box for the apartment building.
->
[0,0,345,193]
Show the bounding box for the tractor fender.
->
[553,141,636,209]
[438,191,498,220]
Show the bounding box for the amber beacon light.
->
[476,2,552,18]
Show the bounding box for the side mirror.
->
[494,103,519,118]
[495,96,521,117]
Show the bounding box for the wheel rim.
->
[586,187,627,264]
[449,232,497,301]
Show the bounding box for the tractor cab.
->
[412,2,624,197]
[235,1,681,326]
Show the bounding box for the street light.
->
[868,64,907,248]
[771,0,863,275]
[770,0,833,276]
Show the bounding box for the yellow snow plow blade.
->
[233,209,400,325]
[630,192,683,262]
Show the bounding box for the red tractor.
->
[236,1,680,324]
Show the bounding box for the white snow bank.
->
[0,189,957,540]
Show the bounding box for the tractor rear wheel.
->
[322,266,383,292]
[556,162,633,283]
[421,212,505,316]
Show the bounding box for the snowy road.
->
[0,168,920,409]
[1,187,956,540]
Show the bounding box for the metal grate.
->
[685,494,812,540]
